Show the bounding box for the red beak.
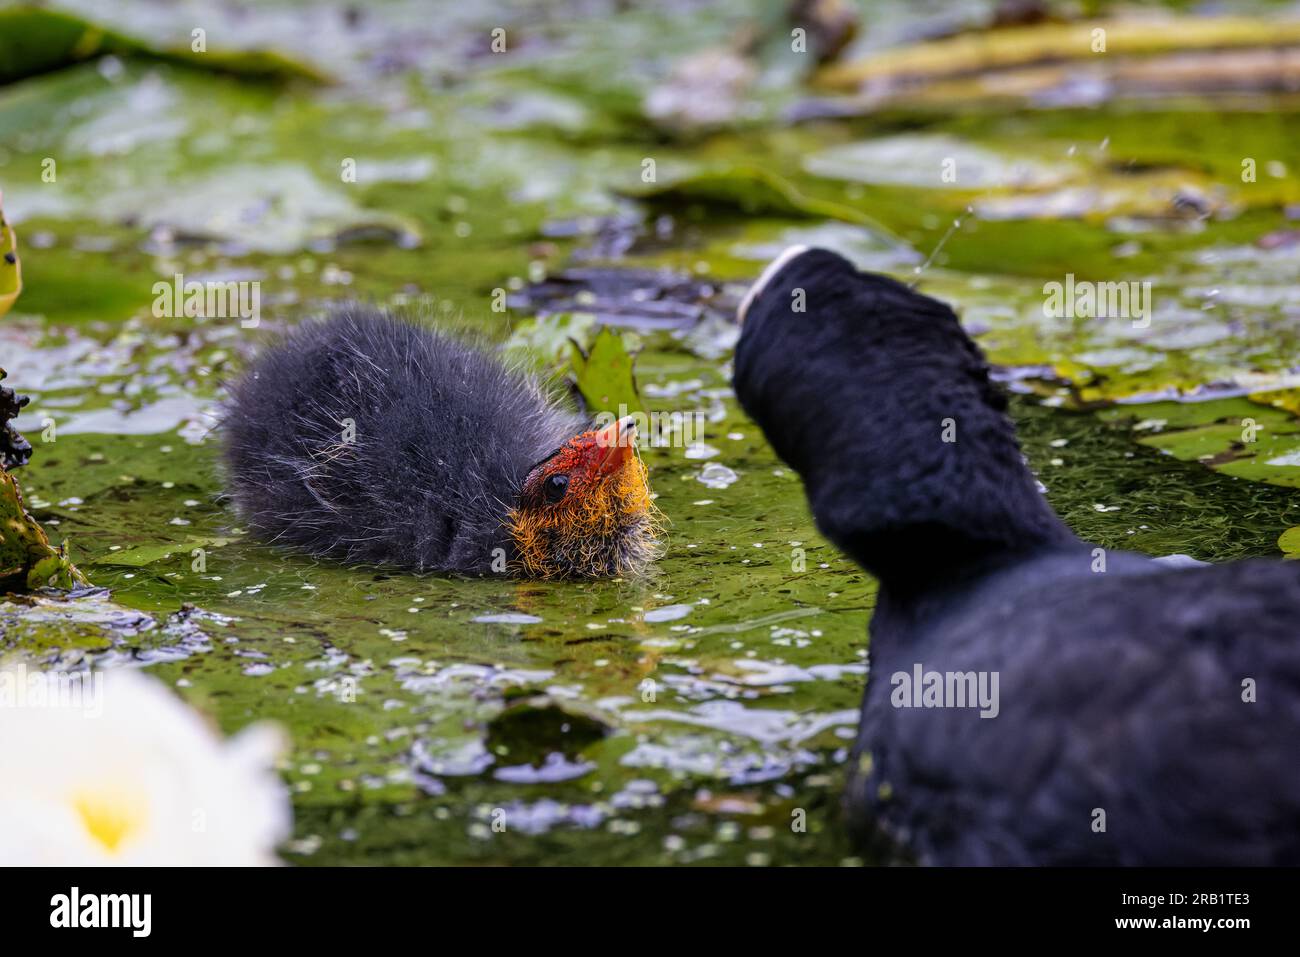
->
[594,415,638,476]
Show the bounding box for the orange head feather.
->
[509,415,660,578]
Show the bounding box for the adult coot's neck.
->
[733,248,1077,599]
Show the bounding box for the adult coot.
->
[734,246,1300,865]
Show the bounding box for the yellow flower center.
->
[73,789,146,853]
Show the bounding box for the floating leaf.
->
[1278,526,1300,559]
[1100,397,1300,489]
[626,164,892,232]
[101,163,418,255]
[569,327,643,418]
[0,7,330,86]
[802,134,1235,222]
[99,536,236,568]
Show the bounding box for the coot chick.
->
[734,247,1300,865]
[222,307,658,578]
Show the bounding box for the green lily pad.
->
[569,327,644,418]
[505,311,598,369]
[1099,397,1300,489]
[627,164,892,232]
[100,536,236,568]
[802,133,1237,222]
[1278,526,1300,559]
[0,7,329,86]
[103,163,420,256]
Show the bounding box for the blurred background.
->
[1,0,1298,865]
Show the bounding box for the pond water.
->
[1,0,1297,864]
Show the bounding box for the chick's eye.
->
[543,473,570,504]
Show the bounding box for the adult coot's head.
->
[510,415,659,579]
[733,247,1073,589]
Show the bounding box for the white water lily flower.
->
[0,665,290,865]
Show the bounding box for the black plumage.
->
[0,368,32,470]
[221,307,583,574]
[734,247,1300,865]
